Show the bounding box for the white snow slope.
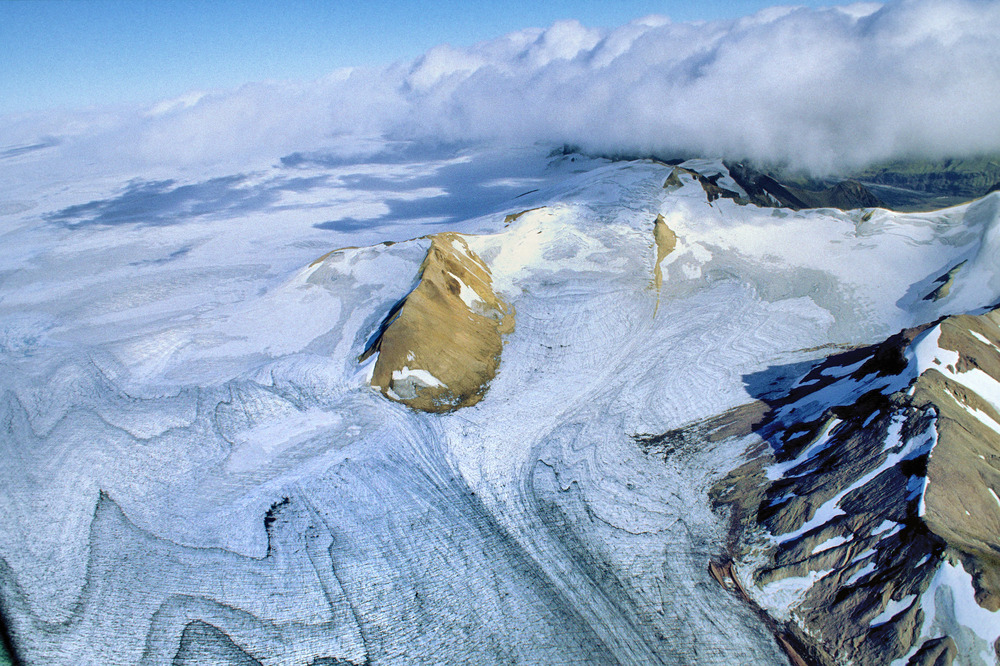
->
[1,142,999,664]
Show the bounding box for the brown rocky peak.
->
[360,233,514,413]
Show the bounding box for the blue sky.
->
[0,0,842,116]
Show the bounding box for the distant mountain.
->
[777,155,1000,212]
[856,155,1000,199]
[606,149,1000,213]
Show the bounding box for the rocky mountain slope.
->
[1,147,1000,664]
[712,307,1000,665]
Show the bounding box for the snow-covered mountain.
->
[1,143,1000,665]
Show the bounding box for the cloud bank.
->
[4,0,1000,175]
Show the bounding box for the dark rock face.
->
[802,180,885,210]
[666,166,746,205]
[725,161,810,209]
[907,635,957,666]
[709,309,1000,665]
[717,162,885,211]
[923,262,966,302]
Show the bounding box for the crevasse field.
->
[3,135,1000,663]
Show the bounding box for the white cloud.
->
[4,0,1000,176]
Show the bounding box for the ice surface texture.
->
[2,145,999,664]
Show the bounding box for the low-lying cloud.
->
[4,0,1000,176]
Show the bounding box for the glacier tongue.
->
[3,147,1000,664]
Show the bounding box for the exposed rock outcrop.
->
[652,214,677,310]
[916,313,1000,611]
[788,180,885,210]
[726,162,885,210]
[503,207,542,226]
[907,636,957,666]
[671,161,885,211]
[359,233,513,412]
[725,161,810,209]
[708,308,1000,665]
[665,166,744,204]
[923,261,966,302]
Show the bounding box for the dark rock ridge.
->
[791,179,885,211]
[706,308,1000,665]
[724,162,812,209]
[664,161,886,211]
[923,262,966,302]
[724,162,886,211]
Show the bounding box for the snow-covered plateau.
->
[2,142,1000,665]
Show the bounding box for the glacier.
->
[2,141,1000,664]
